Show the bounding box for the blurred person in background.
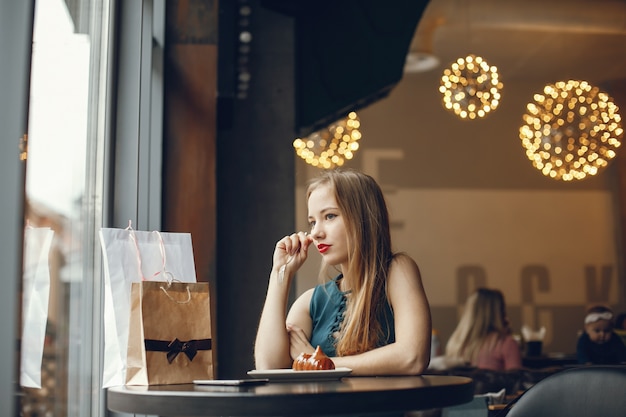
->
[444,288,521,371]
[576,305,626,364]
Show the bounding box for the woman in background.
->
[445,288,521,371]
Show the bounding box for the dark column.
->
[216,2,295,377]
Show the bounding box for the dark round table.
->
[107,375,474,416]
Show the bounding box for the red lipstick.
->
[317,244,330,254]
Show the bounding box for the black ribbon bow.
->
[144,338,212,364]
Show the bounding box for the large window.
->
[18,0,165,416]
[21,0,113,416]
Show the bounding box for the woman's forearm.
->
[331,341,430,376]
[254,268,293,370]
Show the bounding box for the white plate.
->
[247,367,352,382]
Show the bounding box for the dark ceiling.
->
[407,0,626,86]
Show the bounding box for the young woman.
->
[445,288,522,371]
[254,169,431,375]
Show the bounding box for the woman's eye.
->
[326,213,336,220]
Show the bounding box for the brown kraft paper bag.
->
[126,281,214,385]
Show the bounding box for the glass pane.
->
[20,0,111,416]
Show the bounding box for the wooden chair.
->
[504,366,626,417]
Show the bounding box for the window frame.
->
[2,0,166,415]
[0,1,34,416]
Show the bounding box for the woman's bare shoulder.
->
[387,253,425,293]
[390,252,421,273]
[287,287,316,323]
[293,287,315,306]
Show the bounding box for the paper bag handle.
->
[159,280,192,304]
[126,220,171,282]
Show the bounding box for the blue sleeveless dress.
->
[307,275,400,417]
[309,275,395,357]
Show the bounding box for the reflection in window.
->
[21,0,111,416]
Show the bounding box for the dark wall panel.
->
[293,0,430,136]
[216,1,296,378]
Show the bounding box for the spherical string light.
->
[293,112,361,169]
[439,54,503,120]
[519,80,623,181]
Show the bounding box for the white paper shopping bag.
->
[20,226,54,388]
[99,223,197,387]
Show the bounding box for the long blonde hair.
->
[306,169,393,356]
[445,288,510,364]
